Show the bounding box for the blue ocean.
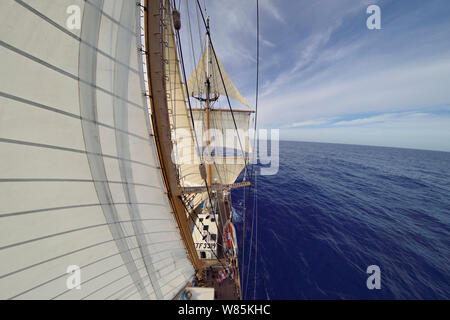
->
[233,140,450,300]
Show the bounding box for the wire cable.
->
[241,0,260,299]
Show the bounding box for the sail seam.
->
[0,91,151,142]
[0,202,169,219]
[0,178,161,189]
[0,40,144,111]
[14,0,139,74]
[0,232,182,280]
[85,0,137,35]
[9,246,186,299]
[0,138,156,168]
[0,225,178,252]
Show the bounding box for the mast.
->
[205,18,213,190]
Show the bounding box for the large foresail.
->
[0,0,194,300]
[187,43,251,108]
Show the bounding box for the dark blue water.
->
[233,140,450,300]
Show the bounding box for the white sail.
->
[0,0,194,300]
[191,109,252,185]
[187,43,251,108]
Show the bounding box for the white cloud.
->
[259,56,450,127]
[259,0,284,23]
[333,114,397,126]
[282,114,450,152]
[261,38,276,48]
[287,119,331,128]
[332,112,432,126]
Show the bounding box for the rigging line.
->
[246,189,258,295]
[172,1,203,168]
[183,195,225,251]
[173,8,216,217]
[186,0,202,109]
[180,199,229,271]
[183,116,222,242]
[242,0,260,298]
[211,194,227,252]
[166,14,176,154]
[209,112,226,185]
[195,196,222,251]
[195,0,251,185]
[195,0,205,57]
[244,189,256,299]
[251,0,260,300]
[203,0,209,23]
[171,0,219,241]
[182,198,234,277]
[252,0,260,166]
[196,108,224,186]
[253,172,258,299]
[178,2,246,285]
[240,178,248,281]
[242,159,259,298]
[240,0,260,288]
[183,201,223,251]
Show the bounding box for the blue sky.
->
[180,0,450,152]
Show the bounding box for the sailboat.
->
[0,0,255,300]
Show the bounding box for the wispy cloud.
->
[261,38,276,48]
[259,56,450,128]
[259,0,284,23]
[287,119,331,128]
[333,113,397,126]
[180,0,450,151]
[332,112,430,126]
[283,112,450,152]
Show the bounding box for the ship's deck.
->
[190,191,241,300]
[199,263,240,300]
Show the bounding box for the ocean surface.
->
[232,140,450,300]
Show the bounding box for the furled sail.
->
[0,0,194,300]
[187,43,251,108]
